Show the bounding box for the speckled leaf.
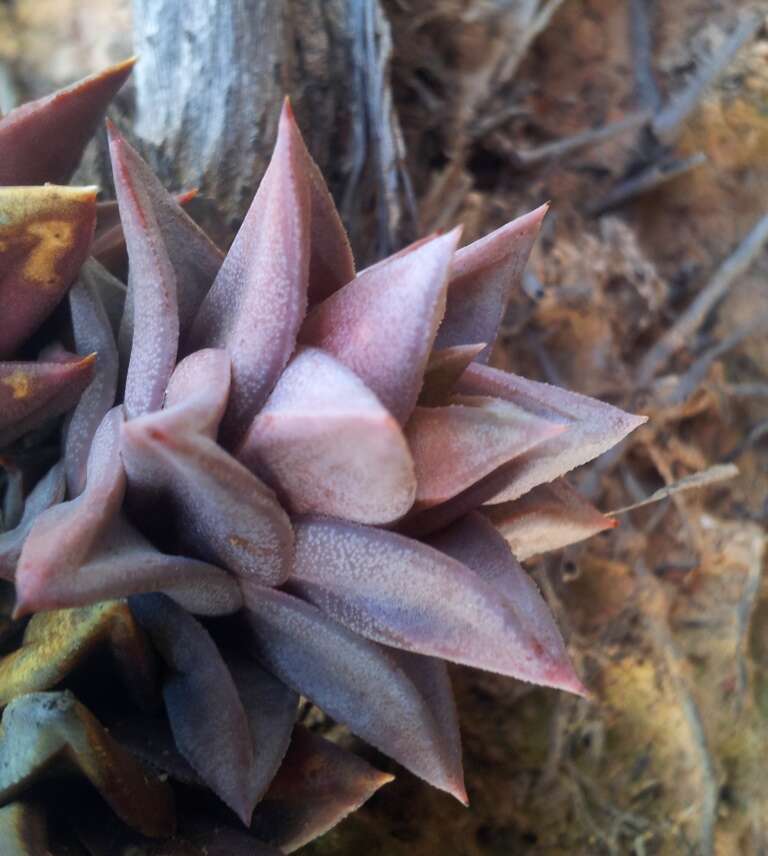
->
[242,584,466,801]
[250,726,393,852]
[129,594,258,824]
[190,101,311,444]
[163,348,231,438]
[238,346,416,524]
[418,344,485,406]
[405,396,565,508]
[0,691,174,837]
[427,512,584,695]
[63,515,243,616]
[0,801,48,856]
[482,478,616,560]
[0,354,95,449]
[0,185,97,357]
[0,462,65,580]
[456,363,647,504]
[15,407,126,616]
[435,205,547,361]
[108,122,179,418]
[0,59,134,185]
[121,407,292,586]
[64,265,119,495]
[288,516,580,693]
[0,601,156,708]
[300,229,461,424]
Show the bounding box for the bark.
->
[129,0,414,262]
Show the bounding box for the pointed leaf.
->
[238,346,416,524]
[104,138,221,350]
[0,59,134,185]
[190,101,311,444]
[419,343,485,406]
[251,727,393,853]
[122,417,293,585]
[0,355,96,448]
[64,265,120,495]
[435,205,547,361]
[0,463,65,580]
[0,601,157,708]
[242,584,466,801]
[129,594,258,825]
[108,122,179,418]
[427,512,584,694]
[456,363,647,504]
[66,515,243,615]
[0,802,48,856]
[288,516,581,693]
[482,478,616,560]
[0,185,97,357]
[0,691,175,837]
[405,396,565,508]
[15,407,126,616]
[300,229,461,424]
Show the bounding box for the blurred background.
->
[3,1,767,852]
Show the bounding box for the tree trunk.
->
[129,0,414,263]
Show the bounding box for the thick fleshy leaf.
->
[64,266,120,495]
[238,347,416,524]
[122,417,293,585]
[242,584,466,801]
[434,205,547,361]
[0,601,156,708]
[65,515,243,615]
[427,512,584,694]
[129,594,257,824]
[225,655,299,805]
[0,185,97,357]
[418,344,485,406]
[405,396,565,508]
[0,59,134,185]
[163,348,231,438]
[483,478,616,560]
[456,363,647,504]
[105,138,221,351]
[0,801,48,856]
[0,355,96,448]
[15,407,126,616]
[288,516,581,693]
[0,462,65,580]
[300,229,462,424]
[108,122,179,418]
[250,727,393,853]
[0,691,175,837]
[190,101,311,444]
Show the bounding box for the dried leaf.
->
[0,601,156,708]
[427,512,584,694]
[483,478,616,560]
[190,100,311,444]
[242,584,467,802]
[238,346,416,524]
[0,690,175,837]
[0,60,134,185]
[289,516,581,692]
[0,185,97,358]
[300,229,462,424]
[250,727,393,852]
[435,205,547,361]
[405,396,565,507]
[108,122,179,419]
[130,594,260,824]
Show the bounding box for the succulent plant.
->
[0,62,645,854]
